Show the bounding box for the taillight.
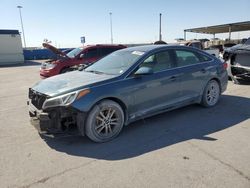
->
[223,62,228,70]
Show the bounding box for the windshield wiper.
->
[85,70,105,74]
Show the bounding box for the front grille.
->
[29,88,47,110]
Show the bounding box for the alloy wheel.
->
[206,81,220,106]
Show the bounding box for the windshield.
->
[244,38,250,45]
[85,50,144,75]
[66,47,83,58]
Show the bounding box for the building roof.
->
[0,30,20,35]
[184,21,250,34]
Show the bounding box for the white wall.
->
[0,34,24,65]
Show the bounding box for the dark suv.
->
[40,44,126,78]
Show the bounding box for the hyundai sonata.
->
[28,45,228,142]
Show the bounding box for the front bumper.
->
[30,113,53,133]
[28,101,62,133]
[28,101,81,134]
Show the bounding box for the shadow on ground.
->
[237,80,250,85]
[228,78,250,85]
[41,95,250,160]
[0,60,41,67]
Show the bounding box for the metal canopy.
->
[184,21,250,34]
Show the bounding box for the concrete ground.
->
[0,61,249,188]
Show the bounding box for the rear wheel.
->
[201,80,220,107]
[85,100,124,143]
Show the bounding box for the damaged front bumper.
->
[28,100,86,134]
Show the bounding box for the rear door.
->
[174,49,212,101]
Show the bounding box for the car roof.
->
[119,44,195,53]
[84,44,126,48]
[120,45,167,52]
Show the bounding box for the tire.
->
[201,80,220,107]
[85,100,124,143]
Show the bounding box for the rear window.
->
[175,50,211,67]
[197,52,212,62]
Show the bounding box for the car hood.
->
[32,71,116,97]
[42,43,67,57]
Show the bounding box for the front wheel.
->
[201,80,220,107]
[85,100,124,143]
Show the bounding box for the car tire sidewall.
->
[85,100,124,143]
[201,80,220,107]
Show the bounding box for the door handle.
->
[169,76,177,81]
[200,68,207,73]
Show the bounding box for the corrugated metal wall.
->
[0,31,24,65]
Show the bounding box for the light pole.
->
[159,13,162,41]
[17,5,26,48]
[109,12,113,44]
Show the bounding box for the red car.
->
[40,43,126,78]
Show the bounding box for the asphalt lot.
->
[0,61,250,188]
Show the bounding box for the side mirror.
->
[79,54,84,59]
[78,64,88,71]
[134,67,153,76]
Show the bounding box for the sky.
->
[1,0,250,48]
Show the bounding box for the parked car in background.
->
[209,45,224,53]
[28,45,228,142]
[61,48,74,55]
[223,37,250,84]
[209,43,236,53]
[42,43,69,57]
[185,41,203,49]
[23,45,73,60]
[241,38,248,44]
[223,43,236,49]
[40,44,126,78]
[176,40,220,57]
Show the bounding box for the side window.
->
[198,53,212,62]
[140,51,172,72]
[85,48,98,59]
[175,50,200,67]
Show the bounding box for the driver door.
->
[127,50,181,120]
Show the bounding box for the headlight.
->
[44,63,56,69]
[42,89,90,109]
